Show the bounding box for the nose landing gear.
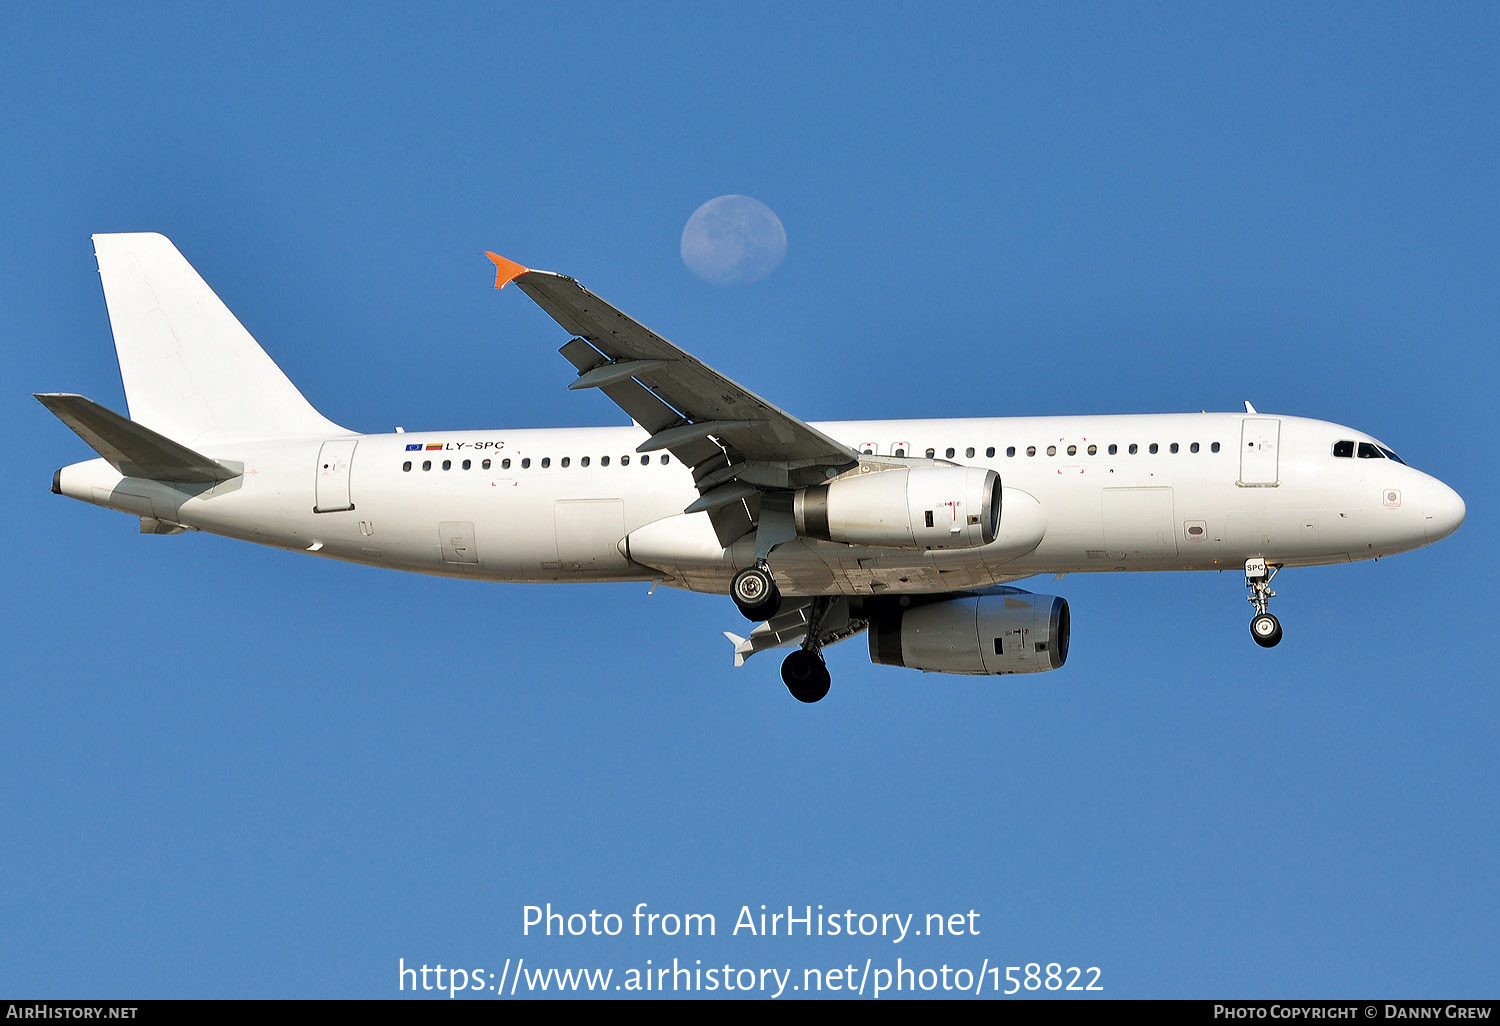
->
[1245,558,1284,648]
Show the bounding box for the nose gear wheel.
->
[1250,611,1283,647]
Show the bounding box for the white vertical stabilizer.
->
[93,233,348,446]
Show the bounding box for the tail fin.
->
[92,233,347,446]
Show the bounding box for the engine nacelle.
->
[794,466,1000,550]
[868,591,1069,675]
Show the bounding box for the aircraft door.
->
[314,439,358,512]
[554,499,629,571]
[1239,419,1280,487]
[439,521,480,564]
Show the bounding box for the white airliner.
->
[39,234,1465,702]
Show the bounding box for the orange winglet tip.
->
[484,252,530,289]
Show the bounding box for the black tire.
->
[781,650,831,703]
[731,566,781,621]
[1250,612,1283,648]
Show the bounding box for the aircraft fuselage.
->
[53,411,1465,596]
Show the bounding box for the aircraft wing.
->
[486,254,859,542]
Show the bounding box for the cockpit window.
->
[1377,445,1407,465]
[1357,442,1382,459]
[1333,440,1354,458]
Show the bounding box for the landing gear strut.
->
[731,562,781,621]
[780,595,835,703]
[1245,558,1284,648]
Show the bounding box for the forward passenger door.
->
[1239,419,1280,487]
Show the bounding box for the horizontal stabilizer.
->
[35,393,239,482]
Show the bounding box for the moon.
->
[680,195,787,285]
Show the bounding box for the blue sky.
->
[3,2,1495,999]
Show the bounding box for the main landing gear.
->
[731,561,781,621]
[1245,558,1284,648]
[781,649,831,704]
[780,594,840,705]
[729,565,835,703]
[780,595,835,704]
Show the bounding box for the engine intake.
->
[795,466,1001,550]
[868,591,1069,675]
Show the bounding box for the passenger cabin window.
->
[1211,442,1221,453]
[1128,444,1138,455]
[1087,445,1097,455]
[1108,444,1118,455]
[1148,443,1159,454]
[540,457,550,468]
[1067,445,1077,456]
[560,457,570,467]
[945,447,956,458]
[642,455,650,465]
[422,460,432,471]
[402,461,412,472]
[621,455,630,465]
[483,459,492,470]
[462,459,471,470]
[501,458,510,469]
[1026,446,1037,457]
[662,455,670,465]
[1190,442,1199,453]
[925,448,936,459]
[1169,443,1179,454]
[1333,440,1355,458]
[1046,445,1057,456]
[1006,446,1015,457]
[442,459,452,470]
[601,456,610,466]
[966,447,975,458]
[986,447,996,458]
[522,458,531,469]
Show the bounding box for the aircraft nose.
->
[1424,479,1466,543]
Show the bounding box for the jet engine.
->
[868,591,1069,674]
[794,466,1000,550]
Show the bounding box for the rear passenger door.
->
[314,439,358,512]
